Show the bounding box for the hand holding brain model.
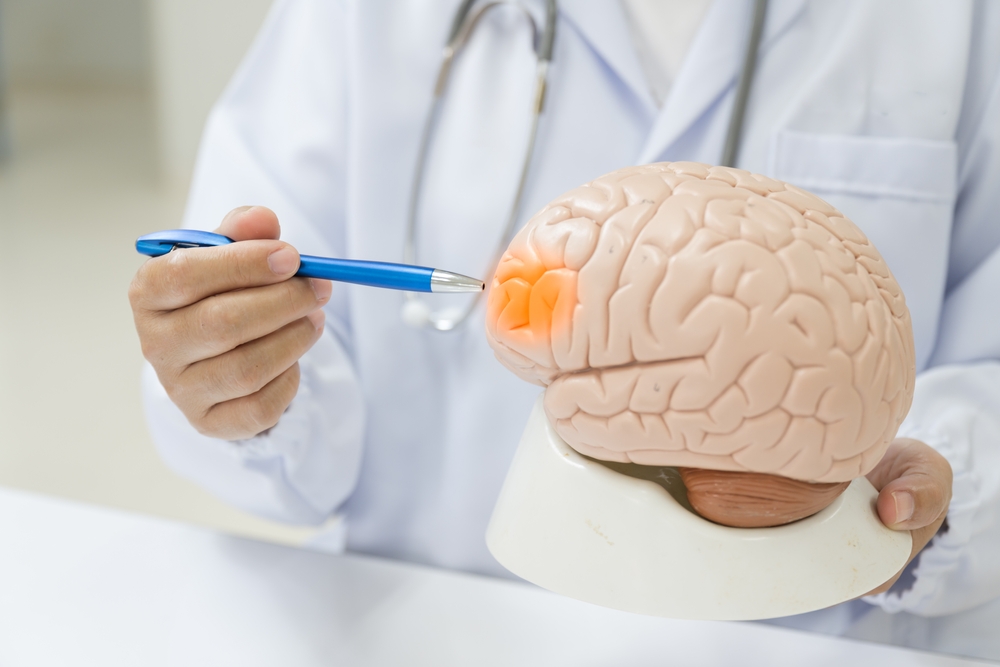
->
[486,162,917,528]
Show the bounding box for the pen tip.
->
[430,269,486,293]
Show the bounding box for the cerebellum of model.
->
[485,162,916,528]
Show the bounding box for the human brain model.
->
[486,162,916,528]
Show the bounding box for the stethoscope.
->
[402,0,768,332]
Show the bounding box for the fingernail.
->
[306,309,325,331]
[267,247,299,275]
[310,278,332,303]
[892,492,914,523]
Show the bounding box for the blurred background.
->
[0,0,324,546]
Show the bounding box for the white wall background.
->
[1,0,149,88]
[0,0,273,181]
[0,0,321,547]
[149,0,274,183]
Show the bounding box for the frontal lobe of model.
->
[485,162,916,528]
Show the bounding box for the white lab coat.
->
[143,0,1000,636]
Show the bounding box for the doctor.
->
[129,0,999,636]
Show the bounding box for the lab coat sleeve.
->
[141,0,365,525]
[864,13,1000,616]
[864,364,1000,616]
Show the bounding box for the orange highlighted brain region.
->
[485,163,915,483]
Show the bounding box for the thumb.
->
[215,206,281,242]
[868,439,952,530]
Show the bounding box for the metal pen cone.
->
[429,269,486,293]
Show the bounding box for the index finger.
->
[130,239,301,312]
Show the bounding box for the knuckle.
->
[174,396,214,435]
[127,269,148,309]
[161,372,199,414]
[222,241,276,288]
[165,369,200,408]
[162,378,189,409]
[138,334,163,366]
[196,296,243,350]
[137,316,173,367]
[159,250,198,304]
[227,351,269,397]
[225,245,259,286]
[283,361,301,391]
[277,277,296,299]
[187,363,301,441]
[917,449,953,502]
[928,477,952,512]
[191,413,224,439]
[928,447,954,476]
[222,326,312,398]
[276,277,304,307]
[245,396,283,434]
[192,401,247,440]
[250,366,300,432]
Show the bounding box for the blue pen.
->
[136,230,484,294]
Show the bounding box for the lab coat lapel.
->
[637,0,809,164]
[558,0,657,116]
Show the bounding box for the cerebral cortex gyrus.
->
[486,162,915,485]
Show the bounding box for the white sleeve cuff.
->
[863,425,980,615]
[862,362,1000,616]
[143,327,365,525]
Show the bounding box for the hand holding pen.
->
[129,206,481,441]
[136,232,484,293]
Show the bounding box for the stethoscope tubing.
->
[403,0,768,330]
[403,0,558,332]
[722,0,769,168]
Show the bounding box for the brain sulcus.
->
[486,162,915,484]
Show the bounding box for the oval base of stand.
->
[486,397,912,621]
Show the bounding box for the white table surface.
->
[0,486,993,667]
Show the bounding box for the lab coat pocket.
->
[768,130,958,370]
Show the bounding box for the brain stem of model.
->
[486,162,916,528]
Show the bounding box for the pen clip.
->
[135,229,234,257]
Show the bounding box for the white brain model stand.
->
[484,163,915,620]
